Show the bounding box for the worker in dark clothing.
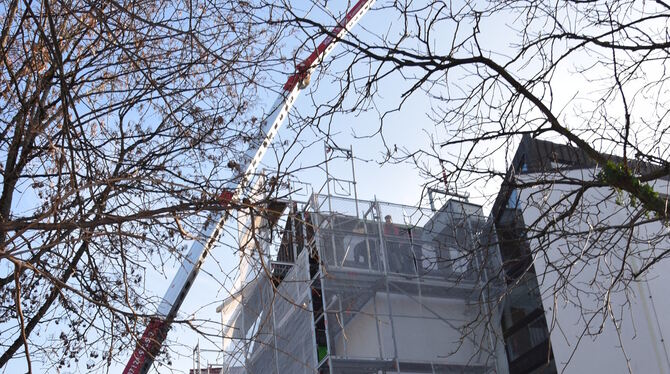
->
[383,215,414,274]
[353,239,379,270]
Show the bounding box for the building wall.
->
[517,168,670,373]
[330,293,488,366]
[221,196,508,374]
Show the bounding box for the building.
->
[491,136,670,373]
[203,137,670,374]
[215,189,509,374]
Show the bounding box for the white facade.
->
[516,168,670,373]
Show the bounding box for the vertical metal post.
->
[321,293,335,373]
[324,143,333,214]
[338,297,348,356]
[372,292,385,360]
[375,197,400,372]
[330,229,338,268]
[349,145,360,218]
[463,203,500,372]
[311,207,336,374]
[375,198,389,275]
[305,250,320,370]
[291,204,298,262]
[242,289,248,362]
[219,311,225,365]
[197,341,201,373]
[366,236,373,272]
[413,222,424,315]
[272,293,280,374]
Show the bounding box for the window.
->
[448,246,469,274]
[516,155,527,173]
[505,315,550,361]
[507,189,520,209]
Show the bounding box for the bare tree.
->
[0,0,292,371]
[265,0,670,372]
[4,0,670,372]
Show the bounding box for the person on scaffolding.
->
[350,222,377,270]
[383,215,414,275]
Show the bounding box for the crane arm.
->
[122,1,375,373]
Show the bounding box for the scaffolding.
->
[212,145,507,374]
[215,190,506,374]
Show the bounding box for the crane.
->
[122,1,375,373]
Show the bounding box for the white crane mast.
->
[122,1,376,373]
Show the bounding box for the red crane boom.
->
[122,1,375,373]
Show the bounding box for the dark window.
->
[500,273,556,373]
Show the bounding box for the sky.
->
[3,0,653,372]
[4,2,425,372]
[159,0,651,370]
[118,0,587,371]
[150,2,506,373]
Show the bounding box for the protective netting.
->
[309,196,503,373]
[241,249,316,374]
[221,196,504,374]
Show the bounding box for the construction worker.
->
[383,215,414,274]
